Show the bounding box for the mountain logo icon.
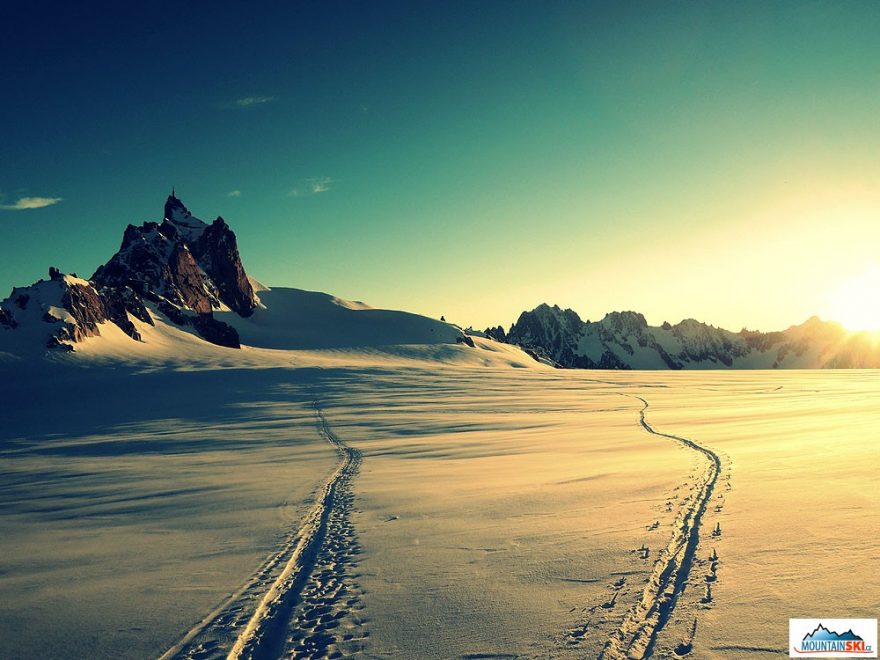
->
[790,619,877,657]
[804,624,864,643]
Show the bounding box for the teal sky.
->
[2,1,880,331]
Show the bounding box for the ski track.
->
[596,394,722,659]
[159,402,363,660]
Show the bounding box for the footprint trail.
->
[598,395,722,659]
[159,403,363,660]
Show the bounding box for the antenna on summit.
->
[171,186,176,198]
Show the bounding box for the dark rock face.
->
[2,194,261,352]
[92,221,218,313]
[94,223,167,292]
[456,334,475,348]
[167,242,215,313]
[507,304,587,367]
[741,328,784,352]
[107,285,153,326]
[28,270,242,351]
[0,307,16,329]
[61,281,106,335]
[93,195,257,319]
[45,336,75,351]
[156,301,240,348]
[157,300,188,326]
[521,346,557,366]
[52,279,144,347]
[190,314,240,348]
[484,325,507,342]
[99,287,147,341]
[190,217,257,316]
[600,310,648,335]
[586,350,631,370]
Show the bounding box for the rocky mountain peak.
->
[1,193,258,352]
[793,315,841,333]
[163,190,189,222]
[784,315,845,343]
[511,304,583,342]
[599,311,648,334]
[93,194,258,318]
[163,191,209,242]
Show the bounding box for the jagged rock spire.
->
[94,192,258,318]
[0,191,260,351]
[164,190,189,222]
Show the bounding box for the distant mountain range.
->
[3,193,878,369]
[803,624,863,642]
[480,303,880,369]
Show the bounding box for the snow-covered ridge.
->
[0,267,151,354]
[0,193,474,359]
[216,287,462,350]
[497,303,880,369]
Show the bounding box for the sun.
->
[823,267,880,332]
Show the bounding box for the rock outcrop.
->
[0,193,256,351]
[484,325,507,342]
[0,307,16,329]
[92,193,257,317]
[1,271,123,350]
[190,217,257,317]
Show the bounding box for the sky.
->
[2,1,880,332]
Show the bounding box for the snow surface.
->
[1,297,877,659]
[2,283,513,369]
[216,287,460,350]
[62,274,91,287]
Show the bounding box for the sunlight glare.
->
[824,267,880,332]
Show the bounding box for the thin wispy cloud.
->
[233,95,275,108]
[309,177,332,193]
[288,177,334,197]
[227,189,242,197]
[0,196,63,211]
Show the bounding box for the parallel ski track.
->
[159,402,361,660]
[228,403,361,660]
[599,394,721,659]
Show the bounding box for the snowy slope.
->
[3,360,876,659]
[0,193,486,364]
[216,287,463,350]
[0,296,537,373]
